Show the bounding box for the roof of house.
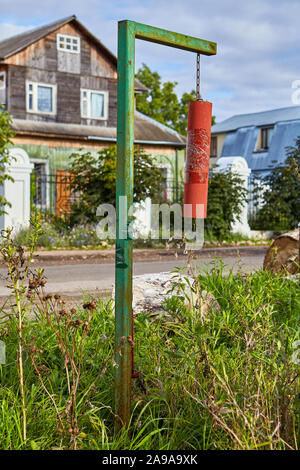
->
[212,106,300,134]
[12,111,186,147]
[0,15,146,92]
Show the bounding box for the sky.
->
[0,0,299,122]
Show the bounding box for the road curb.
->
[0,246,268,265]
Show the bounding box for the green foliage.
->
[68,145,165,224]
[136,64,215,135]
[250,140,300,231]
[0,106,15,215]
[0,260,298,449]
[205,170,248,240]
[14,212,107,249]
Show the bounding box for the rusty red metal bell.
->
[183,100,212,218]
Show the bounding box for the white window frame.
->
[0,71,6,90]
[57,34,80,53]
[81,88,108,120]
[157,163,172,201]
[26,81,57,115]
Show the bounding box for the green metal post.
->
[115,20,217,430]
[115,20,135,429]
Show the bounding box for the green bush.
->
[0,106,15,215]
[13,213,108,249]
[68,145,165,225]
[250,139,300,231]
[205,170,248,240]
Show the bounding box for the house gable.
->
[2,20,117,79]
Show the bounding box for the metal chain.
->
[196,53,201,101]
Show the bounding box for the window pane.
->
[0,73,5,89]
[82,99,87,116]
[268,128,274,144]
[90,92,104,118]
[37,86,53,112]
[28,93,33,110]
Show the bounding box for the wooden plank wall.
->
[4,21,118,127]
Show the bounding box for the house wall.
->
[0,64,7,106]
[210,132,226,168]
[12,142,184,185]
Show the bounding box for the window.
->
[26,81,56,115]
[210,136,218,158]
[32,161,49,208]
[57,34,80,53]
[0,71,5,89]
[81,89,108,120]
[260,127,274,150]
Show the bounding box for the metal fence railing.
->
[247,178,269,219]
[31,172,185,215]
[31,171,77,215]
[164,179,184,203]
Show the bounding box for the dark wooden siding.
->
[57,72,81,124]
[108,78,117,127]
[80,38,91,75]
[8,65,26,119]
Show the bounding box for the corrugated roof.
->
[12,111,186,146]
[220,120,300,173]
[0,15,147,92]
[212,106,300,133]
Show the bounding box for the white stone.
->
[112,271,220,318]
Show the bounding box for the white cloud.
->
[0,0,299,121]
[0,23,34,41]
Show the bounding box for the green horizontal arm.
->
[122,19,217,55]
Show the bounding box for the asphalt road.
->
[0,254,264,298]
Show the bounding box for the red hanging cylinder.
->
[183,100,212,218]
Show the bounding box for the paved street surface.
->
[0,254,264,299]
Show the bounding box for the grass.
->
[0,255,299,450]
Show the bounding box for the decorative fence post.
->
[0,148,33,232]
[215,156,251,236]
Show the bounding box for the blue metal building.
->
[211,106,300,178]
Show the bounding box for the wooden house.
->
[0,15,185,212]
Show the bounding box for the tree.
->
[68,145,165,224]
[250,140,300,231]
[0,106,15,215]
[136,63,216,135]
[205,171,248,240]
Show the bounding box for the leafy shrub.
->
[68,145,165,224]
[13,212,108,249]
[0,106,15,215]
[250,139,300,231]
[205,170,248,240]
